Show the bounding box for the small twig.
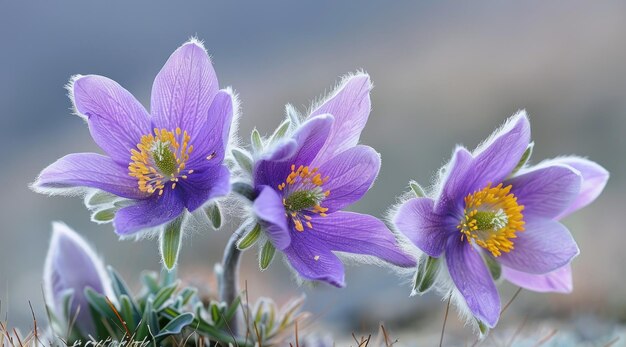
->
[381,325,390,346]
[253,322,262,347]
[13,328,23,347]
[439,295,452,347]
[105,296,130,338]
[604,336,621,347]
[217,304,239,347]
[294,320,300,347]
[500,287,523,316]
[505,314,529,347]
[28,301,42,346]
[532,329,557,347]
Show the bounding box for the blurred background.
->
[1,1,625,345]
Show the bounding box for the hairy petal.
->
[72,75,151,164]
[464,112,531,196]
[254,115,333,189]
[113,188,185,236]
[33,153,146,200]
[434,147,474,214]
[549,157,609,219]
[507,164,582,219]
[310,73,372,165]
[503,265,573,293]
[497,220,579,274]
[282,231,346,288]
[151,40,219,138]
[253,186,291,250]
[446,240,500,327]
[317,145,380,212]
[393,197,448,257]
[178,164,230,212]
[311,211,415,267]
[187,90,234,168]
[44,222,112,335]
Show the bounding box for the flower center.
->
[278,164,330,232]
[128,128,195,196]
[457,183,525,257]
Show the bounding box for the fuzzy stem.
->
[219,228,244,335]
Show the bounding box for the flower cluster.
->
[32,38,608,342]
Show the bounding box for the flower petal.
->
[187,90,233,168]
[44,222,112,334]
[549,157,609,219]
[446,240,500,327]
[434,146,474,214]
[502,265,573,293]
[254,115,333,189]
[317,145,380,212]
[151,40,219,139]
[394,197,448,257]
[310,211,415,267]
[33,153,146,200]
[497,219,579,274]
[113,188,185,236]
[282,231,345,287]
[178,164,230,212]
[453,112,531,199]
[506,164,582,219]
[310,73,372,165]
[72,75,151,164]
[253,185,291,250]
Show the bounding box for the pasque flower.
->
[33,39,234,236]
[44,222,113,335]
[252,73,414,287]
[393,111,608,328]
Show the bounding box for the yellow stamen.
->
[128,128,195,195]
[457,183,525,257]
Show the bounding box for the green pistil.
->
[473,210,507,231]
[152,141,178,176]
[284,189,322,212]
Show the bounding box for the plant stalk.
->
[218,227,244,335]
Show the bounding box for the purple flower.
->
[252,73,415,287]
[44,222,113,335]
[33,39,234,236]
[393,111,608,328]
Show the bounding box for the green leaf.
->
[179,287,197,306]
[153,281,179,311]
[476,318,489,336]
[160,218,183,271]
[279,295,305,329]
[232,148,253,174]
[85,190,118,207]
[482,253,502,281]
[237,224,262,250]
[91,207,117,223]
[107,266,133,298]
[409,180,426,198]
[119,295,137,331]
[269,119,291,143]
[155,312,195,341]
[259,240,276,270]
[136,298,157,341]
[232,181,256,201]
[108,266,141,319]
[204,202,223,229]
[141,271,160,294]
[510,142,534,176]
[412,256,441,295]
[222,295,241,325]
[251,128,264,152]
